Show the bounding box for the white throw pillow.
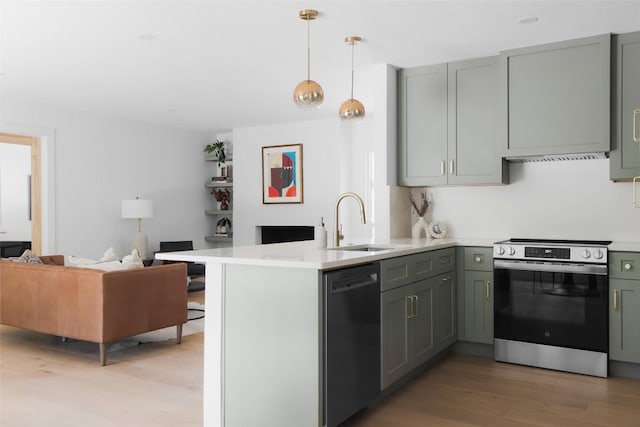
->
[68,255,98,266]
[78,260,128,272]
[121,249,144,269]
[99,246,119,262]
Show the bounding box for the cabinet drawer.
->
[380,248,455,292]
[432,248,455,277]
[609,252,640,280]
[464,247,493,271]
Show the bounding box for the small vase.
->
[411,216,430,239]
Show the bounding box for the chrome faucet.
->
[333,192,366,247]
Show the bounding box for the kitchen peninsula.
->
[156,238,465,427]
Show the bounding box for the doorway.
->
[0,133,42,255]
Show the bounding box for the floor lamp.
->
[121,197,153,260]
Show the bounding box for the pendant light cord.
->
[350,42,355,100]
[307,17,311,81]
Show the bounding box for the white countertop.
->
[609,241,640,252]
[155,237,640,270]
[155,238,464,270]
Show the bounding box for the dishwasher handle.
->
[331,273,378,294]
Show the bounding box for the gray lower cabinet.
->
[398,57,506,186]
[380,248,455,389]
[458,247,494,344]
[434,273,456,351]
[609,252,640,364]
[609,278,640,363]
[501,33,611,157]
[463,270,493,344]
[610,31,640,181]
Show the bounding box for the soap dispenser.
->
[316,217,327,248]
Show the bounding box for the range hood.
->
[505,152,608,163]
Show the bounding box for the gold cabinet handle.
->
[413,295,419,317]
[613,289,619,311]
[449,159,454,175]
[440,160,445,176]
[406,295,413,319]
[442,276,451,282]
[624,263,633,271]
[634,177,640,208]
[474,256,482,263]
[634,108,640,143]
[486,281,491,300]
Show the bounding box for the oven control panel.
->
[494,243,607,264]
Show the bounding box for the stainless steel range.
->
[493,238,611,377]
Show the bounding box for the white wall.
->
[232,117,378,247]
[420,159,640,242]
[0,143,31,240]
[1,101,211,259]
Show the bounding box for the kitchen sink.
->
[329,244,400,252]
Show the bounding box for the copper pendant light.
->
[293,9,324,109]
[339,36,365,120]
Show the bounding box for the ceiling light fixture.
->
[517,16,539,25]
[339,36,365,121]
[293,9,324,109]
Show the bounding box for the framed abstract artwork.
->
[262,144,303,204]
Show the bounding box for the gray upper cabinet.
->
[447,56,508,185]
[398,64,448,186]
[610,31,640,181]
[501,34,611,158]
[398,58,507,186]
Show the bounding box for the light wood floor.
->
[350,354,640,427]
[2,291,639,426]
[0,291,205,427]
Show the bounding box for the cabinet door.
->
[610,278,640,363]
[434,273,456,352]
[610,32,640,181]
[464,270,494,344]
[381,286,412,389]
[501,34,610,157]
[398,64,448,186]
[410,279,435,366]
[447,56,507,185]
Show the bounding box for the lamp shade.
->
[121,199,153,219]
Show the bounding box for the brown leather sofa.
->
[0,255,188,365]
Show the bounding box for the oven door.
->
[494,260,608,353]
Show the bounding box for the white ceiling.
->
[2,1,640,133]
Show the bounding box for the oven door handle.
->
[493,259,608,275]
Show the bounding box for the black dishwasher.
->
[324,263,380,427]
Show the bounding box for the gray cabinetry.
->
[610,31,640,181]
[609,252,640,363]
[380,248,455,389]
[398,58,506,186]
[501,34,611,157]
[458,247,494,344]
[398,64,448,186]
[434,273,456,352]
[447,56,508,185]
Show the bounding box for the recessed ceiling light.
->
[138,33,157,41]
[517,16,539,25]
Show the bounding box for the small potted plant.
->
[216,217,231,235]
[204,139,226,166]
[212,188,231,210]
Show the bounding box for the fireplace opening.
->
[260,226,314,244]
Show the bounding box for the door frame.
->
[0,133,42,254]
